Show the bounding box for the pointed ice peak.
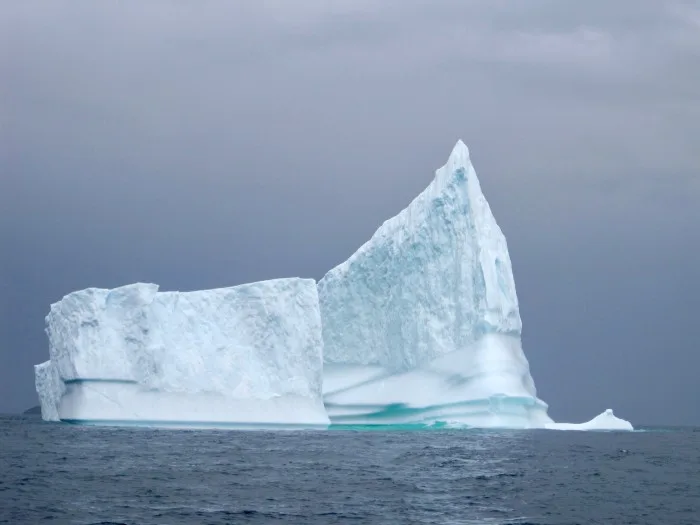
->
[435,139,473,185]
[450,139,470,162]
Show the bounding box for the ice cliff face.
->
[319,140,521,368]
[318,140,552,427]
[36,279,328,428]
[46,284,158,383]
[34,360,63,422]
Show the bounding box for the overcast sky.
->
[1,0,699,424]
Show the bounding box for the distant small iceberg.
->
[546,409,634,431]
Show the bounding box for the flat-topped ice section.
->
[318,140,552,428]
[35,279,329,428]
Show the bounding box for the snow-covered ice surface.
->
[319,140,632,430]
[35,279,329,428]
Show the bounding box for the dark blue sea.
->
[1,415,698,524]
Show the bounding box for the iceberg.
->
[33,140,632,431]
[546,409,634,431]
[35,279,329,428]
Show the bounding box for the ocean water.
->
[1,415,698,524]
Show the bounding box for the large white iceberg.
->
[34,140,632,431]
[35,279,329,428]
[318,140,610,429]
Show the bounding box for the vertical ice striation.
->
[318,140,552,427]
